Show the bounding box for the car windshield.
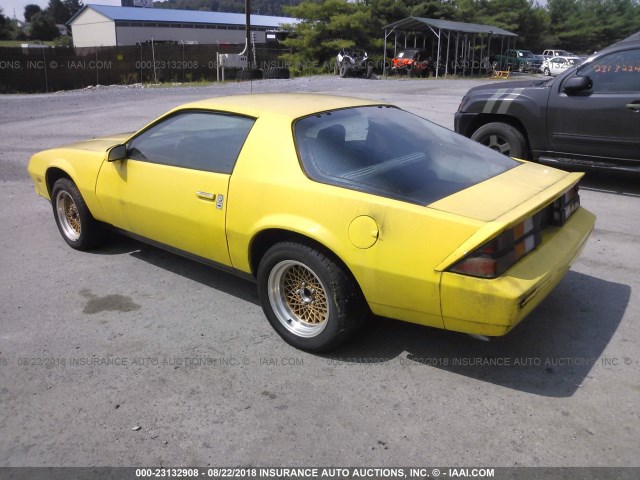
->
[294,106,519,205]
[520,51,534,58]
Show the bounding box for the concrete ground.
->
[0,76,638,468]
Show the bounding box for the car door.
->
[96,110,255,266]
[546,47,640,164]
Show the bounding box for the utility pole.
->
[245,0,252,69]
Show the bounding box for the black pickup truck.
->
[455,32,640,172]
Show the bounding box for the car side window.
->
[579,49,640,93]
[127,111,255,174]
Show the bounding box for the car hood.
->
[428,161,583,223]
[469,79,552,94]
[62,133,132,152]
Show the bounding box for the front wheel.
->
[544,67,550,76]
[470,122,530,159]
[257,242,366,352]
[51,178,107,250]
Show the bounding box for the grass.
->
[145,79,219,88]
[0,40,59,47]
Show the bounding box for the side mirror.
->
[563,76,592,94]
[107,144,127,162]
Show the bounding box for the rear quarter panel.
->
[225,114,483,328]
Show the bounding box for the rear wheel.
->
[544,67,551,76]
[257,242,366,352]
[51,178,107,250]
[471,122,530,159]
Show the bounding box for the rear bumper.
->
[440,207,596,336]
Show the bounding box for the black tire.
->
[470,122,530,159]
[263,67,290,79]
[273,67,290,79]
[237,69,262,81]
[366,63,374,79]
[408,67,417,78]
[339,64,349,78]
[51,178,107,250]
[518,63,525,73]
[257,242,366,352]
[544,67,550,76]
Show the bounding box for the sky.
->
[1,0,121,22]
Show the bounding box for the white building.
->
[67,5,296,48]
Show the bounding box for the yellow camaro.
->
[28,94,595,352]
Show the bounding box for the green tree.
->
[546,0,639,53]
[409,0,456,20]
[0,7,22,40]
[0,8,10,40]
[24,4,43,22]
[30,11,60,40]
[282,0,372,75]
[63,0,84,19]
[47,0,69,23]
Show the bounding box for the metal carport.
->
[383,17,518,77]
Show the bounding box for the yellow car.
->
[28,94,595,352]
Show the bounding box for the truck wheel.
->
[471,122,530,159]
[366,63,374,79]
[257,242,366,352]
[518,64,525,73]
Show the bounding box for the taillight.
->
[549,185,580,226]
[450,212,544,278]
[449,184,581,279]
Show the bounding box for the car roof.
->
[173,94,387,119]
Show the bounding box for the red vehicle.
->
[390,49,431,77]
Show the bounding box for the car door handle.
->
[196,191,215,200]
[626,103,640,111]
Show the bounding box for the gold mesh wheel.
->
[55,190,81,241]
[267,260,331,338]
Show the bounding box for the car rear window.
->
[294,106,519,205]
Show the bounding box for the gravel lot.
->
[0,76,639,469]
